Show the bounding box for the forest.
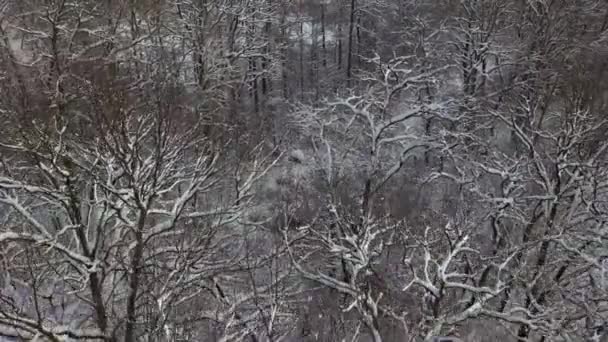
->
[0,0,608,341]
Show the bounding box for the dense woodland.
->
[1,0,608,341]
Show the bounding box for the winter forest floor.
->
[1,0,608,341]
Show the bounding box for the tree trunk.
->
[249,57,259,114]
[346,0,357,86]
[321,3,327,68]
[124,213,147,342]
[299,20,305,100]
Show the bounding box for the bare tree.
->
[0,1,295,341]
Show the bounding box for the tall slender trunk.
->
[262,0,272,98]
[299,19,305,99]
[346,0,357,86]
[356,14,361,67]
[310,21,319,101]
[280,7,289,99]
[249,58,259,113]
[248,6,259,113]
[282,36,289,98]
[321,3,327,68]
[225,13,240,132]
[337,24,342,69]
